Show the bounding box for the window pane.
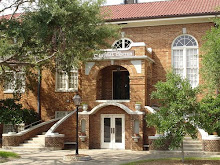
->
[69,72,78,89]
[16,73,25,91]
[112,38,132,49]
[4,73,14,91]
[186,49,198,88]
[57,72,66,89]
[124,39,132,48]
[173,50,184,77]
[115,118,122,143]
[104,118,111,142]
[173,35,197,47]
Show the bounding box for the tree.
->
[146,72,200,162]
[0,0,118,76]
[198,95,220,136]
[201,17,220,95]
[0,98,39,132]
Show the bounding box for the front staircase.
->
[11,132,47,151]
[181,137,203,152]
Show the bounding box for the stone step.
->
[183,144,203,148]
[183,140,202,144]
[20,143,45,147]
[183,137,200,141]
[183,148,203,151]
[31,137,45,141]
[11,146,47,151]
[175,148,203,151]
[23,140,45,145]
[36,134,45,137]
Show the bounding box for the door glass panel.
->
[115,118,122,143]
[104,118,111,142]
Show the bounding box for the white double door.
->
[101,114,125,149]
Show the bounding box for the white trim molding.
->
[85,62,95,75]
[145,106,156,113]
[130,42,146,47]
[93,55,154,63]
[79,102,145,115]
[108,15,220,28]
[131,60,142,74]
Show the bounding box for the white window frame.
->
[55,67,78,92]
[172,34,199,88]
[4,71,25,93]
[112,38,133,50]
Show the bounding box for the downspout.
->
[37,68,42,120]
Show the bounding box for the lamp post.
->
[73,93,81,155]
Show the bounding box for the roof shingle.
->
[102,0,220,21]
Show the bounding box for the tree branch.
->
[10,0,30,20]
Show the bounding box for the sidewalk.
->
[1,149,220,165]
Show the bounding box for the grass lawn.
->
[0,151,20,163]
[122,157,220,165]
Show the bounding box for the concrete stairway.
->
[181,137,203,152]
[150,136,205,156]
[11,132,47,151]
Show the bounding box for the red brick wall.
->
[0,22,213,116]
[122,22,213,105]
[203,140,220,152]
[0,22,214,150]
[55,113,77,142]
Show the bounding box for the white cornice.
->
[93,55,155,63]
[108,15,220,28]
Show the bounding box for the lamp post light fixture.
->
[73,93,81,155]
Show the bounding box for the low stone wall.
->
[2,119,58,147]
[203,136,220,152]
[45,134,64,150]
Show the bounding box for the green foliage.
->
[0,98,39,132]
[146,72,200,149]
[201,18,220,94]
[198,95,220,135]
[0,0,119,75]
[0,151,20,158]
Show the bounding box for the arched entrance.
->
[96,65,130,100]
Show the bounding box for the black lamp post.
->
[73,93,81,155]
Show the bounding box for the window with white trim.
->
[172,35,199,88]
[56,66,78,92]
[112,38,133,49]
[4,72,25,93]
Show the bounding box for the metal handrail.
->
[24,115,56,129]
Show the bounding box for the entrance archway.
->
[96,65,130,100]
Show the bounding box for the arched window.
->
[112,38,133,49]
[172,35,199,88]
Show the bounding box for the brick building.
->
[1,0,220,151]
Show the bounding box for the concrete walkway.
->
[1,149,220,165]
